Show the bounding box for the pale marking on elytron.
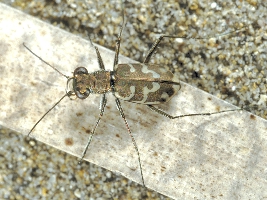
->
[128,64,136,73]
[173,73,180,83]
[160,92,169,101]
[141,64,160,78]
[159,68,168,74]
[141,82,161,103]
[115,85,136,101]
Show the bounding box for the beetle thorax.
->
[75,71,111,94]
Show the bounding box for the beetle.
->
[23,19,242,187]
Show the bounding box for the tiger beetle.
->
[23,17,244,187]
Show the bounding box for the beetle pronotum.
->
[23,17,244,187]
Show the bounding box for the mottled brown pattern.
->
[114,63,180,104]
[75,71,111,94]
[115,63,176,81]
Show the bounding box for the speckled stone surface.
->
[1,0,265,118]
[1,127,168,199]
[0,0,266,199]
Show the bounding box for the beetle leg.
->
[79,94,107,163]
[95,46,105,70]
[143,26,247,64]
[115,98,145,187]
[147,105,242,119]
[113,14,125,68]
[143,35,185,64]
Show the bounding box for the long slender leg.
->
[94,46,105,70]
[143,34,209,64]
[143,35,183,64]
[115,98,145,186]
[147,105,242,119]
[113,13,125,68]
[143,27,247,64]
[87,37,105,70]
[79,94,107,163]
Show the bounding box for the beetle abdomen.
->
[113,63,180,104]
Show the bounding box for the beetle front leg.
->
[79,94,107,163]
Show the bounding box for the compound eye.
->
[73,67,90,99]
[74,88,90,99]
[74,67,88,76]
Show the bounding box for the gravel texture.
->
[0,0,266,199]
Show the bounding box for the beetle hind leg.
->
[147,105,242,119]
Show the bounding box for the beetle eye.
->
[74,88,90,99]
[72,68,90,99]
[74,67,88,75]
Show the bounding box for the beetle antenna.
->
[23,43,69,79]
[28,92,72,137]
